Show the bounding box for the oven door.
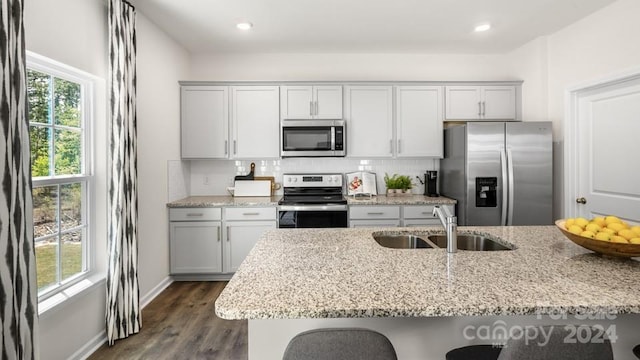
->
[278,205,348,228]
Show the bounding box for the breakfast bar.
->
[215,226,640,359]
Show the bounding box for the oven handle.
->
[278,205,348,212]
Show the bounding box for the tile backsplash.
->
[172,158,439,198]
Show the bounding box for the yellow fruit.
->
[591,217,606,227]
[568,225,583,235]
[594,232,611,242]
[607,223,627,233]
[618,229,635,241]
[575,218,589,229]
[631,226,640,236]
[605,216,622,225]
[610,235,628,244]
[630,238,640,245]
[601,228,616,235]
[580,231,595,239]
[565,218,575,229]
[585,223,601,233]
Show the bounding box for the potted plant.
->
[384,173,413,196]
[397,175,413,194]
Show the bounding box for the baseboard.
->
[140,276,173,309]
[69,331,107,360]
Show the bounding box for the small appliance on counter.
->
[425,171,439,197]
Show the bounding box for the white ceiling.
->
[129,0,617,54]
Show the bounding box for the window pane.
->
[54,77,81,128]
[30,126,51,177]
[27,70,51,124]
[60,182,83,231]
[36,239,58,292]
[54,129,82,175]
[61,230,84,281]
[33,185,58,237]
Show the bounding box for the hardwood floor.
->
[89,282,247,360]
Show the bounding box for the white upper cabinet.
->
[344,86,394,158]
[445,86,516,120]
[181,86,228,159]
[395,86,443,158]
[231,86,280,159]
[281,85,342,119]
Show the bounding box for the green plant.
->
[397,175,413,190]
[384,173,413,191]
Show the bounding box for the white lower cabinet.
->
[169,207,275,276]
[349,206,401,228]
[169,208,222,274]
[402,204,455,226]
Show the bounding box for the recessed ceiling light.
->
[474,23,491,32]
[236,22,253,30]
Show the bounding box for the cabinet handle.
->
[310,101,313,116]
[314,101,318,116]
[421,212,431,215]
[233,140,237,154]
[217,227,221,242]
[368,212,384,215]
[478,101,482,116]
[389,140,393,154]
[227,226,230,242]
[224,140,228,155]
[242,212,260,216]
[398,139,402,154]
[186,213,203,217]
[482,101,486,117]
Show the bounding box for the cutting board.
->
[233,180,272,197]
[254,176,277,196]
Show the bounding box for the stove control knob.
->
[333,176,340,183]
[292,178,298,183]
[327,177,333,183]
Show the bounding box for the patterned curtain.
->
[0,0,39,358]
[106,0,140,345]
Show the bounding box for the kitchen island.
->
[215,226,640,359]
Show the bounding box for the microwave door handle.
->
[331,126,336,151]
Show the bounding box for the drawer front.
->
[224,207,276,221]
[349,206,400,220]
[350,219,401,228]
[403,205,454,219]
[403,219,440,227]
[170,208,222,221]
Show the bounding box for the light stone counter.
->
[167,195,281,207]
[346,194,456,206]
[215,226,640,320]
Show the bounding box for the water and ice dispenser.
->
[475,177,497,207]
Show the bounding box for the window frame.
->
[27,52,97,302]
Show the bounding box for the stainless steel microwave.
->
[281,120,346,157]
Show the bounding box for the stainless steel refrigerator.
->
[440,122,553,226]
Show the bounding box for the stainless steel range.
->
[277,173,348,228]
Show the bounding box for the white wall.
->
[24,0,189,359]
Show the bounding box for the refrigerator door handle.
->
[500,148,508,226]
[507,148,515,226]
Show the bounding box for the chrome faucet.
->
[433,205,457,253]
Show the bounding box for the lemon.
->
[591,217,606,227]
[568,225,583,235]
[630,238,640,245]
[580,230,595,239]
[565,218,575,229]
[585,223,601,233]
[618,229,635,241]
[594,232,611,242]
[610,235,628,244]
[607,223,627,233]
[605,216,622,225]
[601,228,616,235]
[575,218,589,229]
[631,226,640,236]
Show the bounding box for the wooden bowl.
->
[556,219,640,258]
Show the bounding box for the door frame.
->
[563,66,640,218]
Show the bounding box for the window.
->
[28,54,95,299]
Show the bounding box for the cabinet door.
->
[396,86,443,158]
[445,86,482,120]
[314,86,343,119]
[181,86,228,158]
[281,86,313,119]
[170,221,222,274]
[231,86,280,158]
[345,86,394,158]
[482,86,516,119]
[224,221,276,273]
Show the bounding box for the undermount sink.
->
[373,234,433,249]
[427,234,513,251]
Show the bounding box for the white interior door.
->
[569,76,640,224]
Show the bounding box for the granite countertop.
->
[346,194,456,205]
[215,226,640,320]
[167,195,281,207]
[167,194,455,208]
